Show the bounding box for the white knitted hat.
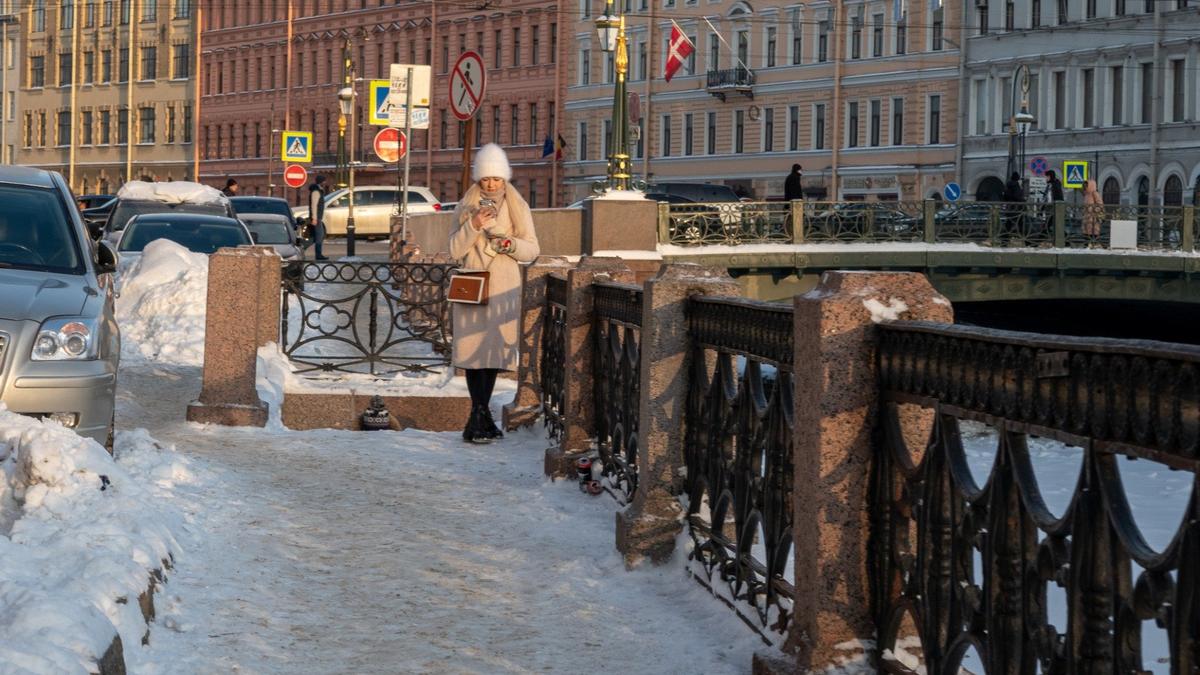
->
[472,143,512,182]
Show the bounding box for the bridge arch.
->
[1098,166,1126,204]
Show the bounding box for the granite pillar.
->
[502,256,574,431]
[615,264,740,567]
[544,256,635,478]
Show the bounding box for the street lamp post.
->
[1006,64,1036,198]
[595,0,630,192]
[339,84,356,258]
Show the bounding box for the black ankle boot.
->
[479,405,503,440]
[464,405,494,444]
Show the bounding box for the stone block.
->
[281,392,473,431]
[787,270,952,671]
[583,198,658,255]
[502,256,573,432]
[615,264,740,567]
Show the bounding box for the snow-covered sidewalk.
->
[118,364,763,673]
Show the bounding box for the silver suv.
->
[0,167,120,449]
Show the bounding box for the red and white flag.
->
[664,22,695,83]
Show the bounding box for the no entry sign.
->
[449,51,486,121]
[373,128,407,163]
[283,164,308,189]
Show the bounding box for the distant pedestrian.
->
[221,178,239,197]
[1004,172,1024,203]
[308,175,329,261]
[1003,172,1026,240]
[1082,179,1103,240]
[784,164,803,201]
[1045,170,1065,203]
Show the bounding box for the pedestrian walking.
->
[308,175,329,261]
[1082,178,1103,241]
[783,164,803,201]
[1045,170,1065,203]
[221,178,239,197]
[449,143,541,444]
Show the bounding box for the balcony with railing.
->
[705,67,755,100]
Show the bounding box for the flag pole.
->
[702,16,750,73]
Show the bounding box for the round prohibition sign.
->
[449,51,487,121]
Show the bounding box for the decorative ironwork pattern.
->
[873,321,1200,673]
[540,274,568,443]
[593,282,644,504]
[683,296,795,641]
[688,296,794,367]
[803,201,924,243]
[933,201,1054,247]
[280,261,454,376]
[1063,204,1186,250]
[665,202,792,246]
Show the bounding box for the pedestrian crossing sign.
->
[1063,161,1088,189]
[281,131,312,163]
[369,80,391,126]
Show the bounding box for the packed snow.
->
[862,297,910,323]
[115,181,228,207]
[115,240,209,367]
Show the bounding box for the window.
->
[441,41,449,73]
[59,51,73,87]
[492,105,500,139]
[144,0,156,21]
[551,24,557,63]
[532,26,540,65]
[475,113,483,146]
[688,35,697,73]
[872,14,883,57]
[891,97,904,145]
[33,0,45,32]
[103,0,113,25]
[183,105,192,143]
[61,0,75,29]
[494,30,501,67]
[173,44,189,79]
[119,48,129,82]
[31,56,45,88]
[1006,0,1015,29]
[1029,74,1040,129]
[140,47,156,81]
[709,32,719,70]
[603,119,611,155]
[175,0,190,18]
[38,112,46,146]
[23,112,31,148]
[57,111,71,146]
[927,95,941,143]
[167,106,176,143]
[791,10,802,64]
[513,28,521,67]
[1086,0,1096,18]
[100,110,110,144]
[120,0,129,24]
[1165,175,1183,206]
[1111,66,1123,124]
[847,101,859,147]
[86,0,96,26]
[734,109,744,153]
[869,100,881,146]
[1082,68,1095,127]
[931,8,944,50]
[707,111,716,154]
[605,52,614,83]
[817,21,829,62]
[851,14,862,58]
[439,116,447,148]
[1172,59,1185,121]
[511,105,518,145]
[662,114,672,156]
[737,31,749,69]
[814,103,826,149]
[978,1,989,34]
[684,113,694,155]
[139,106,155,143]
[896,18,906,55]
[84,52,94,84]
[1102,177,1121,205]
[530,103,538,144]
[1141,62,1153,123]
[638,41,647,80]
[1054,70,1066,128]
[579,121,588,160]
[766,27,777,67]
[973,79,988,134]
[1115,0,1125,13]
[581,0,590,18]
[117,108,128,144]
[580,49,590,85]
[763,107,774,152]
[788,105,799,150]
[1057,0,1067,24]
[1032,0,1042,26]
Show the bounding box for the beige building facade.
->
[18,0,197,194]
[564,0,961,202]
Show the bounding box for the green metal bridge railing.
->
[657,200,1197,252]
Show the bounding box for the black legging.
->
[464,368,499,407]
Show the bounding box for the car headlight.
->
[31,317,101,361]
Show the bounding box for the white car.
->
[292,185,442,237]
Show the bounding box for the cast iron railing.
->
[684,295,795,641]
[592,281,643,504]
[873,322,1200,673]
[540,274,568,443]
[280,261,453,376]
[663,201,793,246]
[803,200,926,244]
[706,67,755,89]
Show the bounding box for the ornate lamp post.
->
[338,84,357,257]
[1006,64,1036,198]
[595,0,630,192]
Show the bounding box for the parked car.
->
[230,196,300,231]
[645,182,742,203]
[0,166,120,450]
[77,194,115,210]
[103,181,235,247]
[806,202,919,238]
[239,214,304,260]
[292,185,442,237]
[116,213,253,265]
[934,201,1051,240]
[81,199,117,239]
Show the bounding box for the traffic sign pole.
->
[460,118,474,196]
[401,66,413,250]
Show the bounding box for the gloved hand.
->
[489,237,516,255]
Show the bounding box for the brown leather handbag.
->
[447,270,490,305]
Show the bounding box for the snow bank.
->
[0,406,192,673]
[116,181,228,207]
[116,240,209,366]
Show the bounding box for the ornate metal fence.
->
[664,202,792,246]
[280,261,454,376]
[802,201,925,243]
[684,296,795,641]
[932,201,1055,247]
[873,322,1200,673]
[1062,204,1186,250]
[592,282,643,504]
[540,274,568,442]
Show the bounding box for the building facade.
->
[199,0,566,208]
[962,0,1200,206]
[563,0,962,202]
[17,0,197,193]
[1,2,18,165]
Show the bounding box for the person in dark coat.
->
[783,164,803,201]
[1045,170,1065,202]
[221,178,239,197]
[1003,172,1026,239]
[308,175,329,261]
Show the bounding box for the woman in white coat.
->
[449,143,540,443]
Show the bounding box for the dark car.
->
[805,202,920,240]
[102,181,235,247]
[77,194,115,210]
[230,196,299,230]
[116,213,253,259]
[646,182,741,203]
[934,202,1050,241]
[81,199,117,239]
